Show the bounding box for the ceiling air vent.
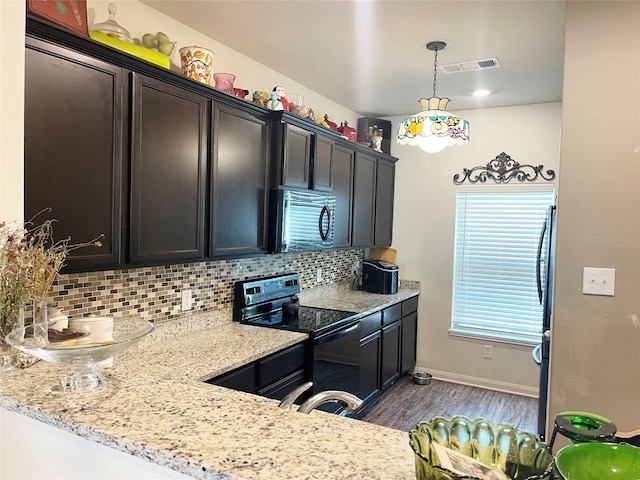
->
[439,57,501,74]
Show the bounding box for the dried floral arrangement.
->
[0,210,103,343]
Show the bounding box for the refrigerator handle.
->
[536,218,547,305]
[532,343,542,365]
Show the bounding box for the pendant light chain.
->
[432,47,439,98]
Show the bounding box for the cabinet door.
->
[381,320,401,391]
[130,73,207,263]
[211,102,270,256]
[375,158,395,246]
[359,330,381,407]
[401,311,418,374]
[332,144,354,248]
[282,123,312,188]
[206,363,256,393]
[24,38,126,271]
[313,135,334,192]
[351,151,377,247]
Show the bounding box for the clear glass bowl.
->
[555,442,640,479]
[409,415,554,480]
[6,317,154,391]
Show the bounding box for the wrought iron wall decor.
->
[453,152,556,185]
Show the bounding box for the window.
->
[451,186,554,344]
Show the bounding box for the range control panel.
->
[233,273,301,320]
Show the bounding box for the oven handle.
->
[315,322,360,345]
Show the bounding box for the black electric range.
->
[233,273,362,415]
[233,273,358,337]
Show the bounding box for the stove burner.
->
[245,306,356,336]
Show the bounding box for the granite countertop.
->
[0,282,420,479]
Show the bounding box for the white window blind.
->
[451,188,554,343]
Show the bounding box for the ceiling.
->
[139,0,566,117]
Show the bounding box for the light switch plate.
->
[582,267,615,296]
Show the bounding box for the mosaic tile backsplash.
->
[49,249,364,322]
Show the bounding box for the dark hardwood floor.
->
[360,375,539,436]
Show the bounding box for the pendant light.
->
[397,41,470,153]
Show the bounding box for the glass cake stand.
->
[6,317,154,392]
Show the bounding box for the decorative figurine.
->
[267,91,284,111]
[272,85,289,112]
[323,114,339,131]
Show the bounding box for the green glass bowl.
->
[555,442,640,479]
[409,415,554,480]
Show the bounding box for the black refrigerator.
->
[533,205,556,439]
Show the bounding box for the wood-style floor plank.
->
[360,375,538,436]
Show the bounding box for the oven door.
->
[312,320,361,415]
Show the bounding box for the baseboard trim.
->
[413,368,539,398]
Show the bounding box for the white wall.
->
[389,102,562,395]
[0,0,25,224]
[550,1,640,434]
[88,0,359,128]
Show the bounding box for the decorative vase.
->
[213,72,236,94]
[32,301,49,343]
[1,307,25,371]
[179,46,215,86]
[371,135,383,152]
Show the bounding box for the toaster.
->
[362,260,399,294]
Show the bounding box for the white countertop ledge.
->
[0,282,420,479]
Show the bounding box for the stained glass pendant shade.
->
[397,41,470,153]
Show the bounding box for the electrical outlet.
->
[483,345,493,359]
[316,268,322,282]
[181,289,192,311]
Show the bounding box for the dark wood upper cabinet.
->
[24,37,126,272]
[281,123,312,189]
[24,18,400,272]
[210,102,270,256]
[374,158,395,247]
[313,135,334,192]
[274,115,335,192]
[129,73,208,263]
[351,151,377,247]
[351,152,396,249]
[332,144,354,248]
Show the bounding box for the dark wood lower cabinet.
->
[402,311,418,373]
[359,330,381,406]
[206,342,308,401]
[381,320,402,391]
[357,296,419,415]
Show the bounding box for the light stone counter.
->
[0,282,420,480]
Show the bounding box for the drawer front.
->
[402,296,419,316]
[382,303,402,327]
[259,369,305,400]
[258,342,306,388]
[359,311,382,338]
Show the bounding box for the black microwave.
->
[268,188,336,253]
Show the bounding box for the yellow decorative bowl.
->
[409,415,554,480]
